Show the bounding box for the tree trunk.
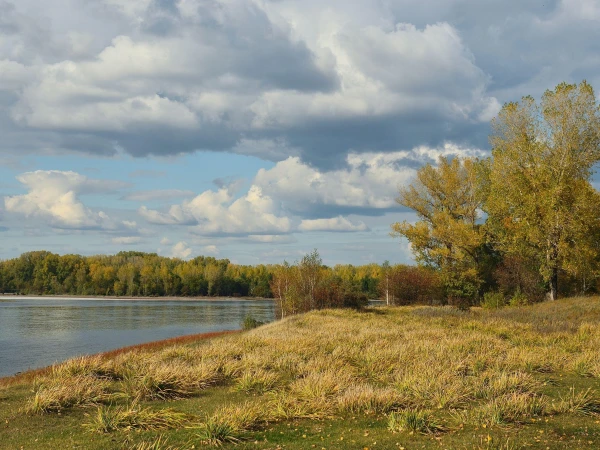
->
[546,239,559,301]
[549,267,558,301]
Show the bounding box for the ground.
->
[1,298,600,449]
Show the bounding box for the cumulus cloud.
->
[254,144,484,216]
[299,217,369,232]
[137,142,482,235]
[202,245,219,255]
[4,170,130,229]
[139,185,292,235]
[0,0,503,168]
[170,241,192,259]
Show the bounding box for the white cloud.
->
[254,144,484,213]
[299,216,368,232]
[111,236,142,245]
[171,241,192,259]
[160,237,171,245]
[249,22,497,129]
[4,170,129,229]
[137,143,483,237]
[202,245,219,255]
[139,185,292,235]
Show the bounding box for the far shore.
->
[0,294,274,302]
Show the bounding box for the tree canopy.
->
[395,81,600,303]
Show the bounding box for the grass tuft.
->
[233,369,280,394]
[196,417,242,447]
[388,409,447,434]
[27,375,118,413]
[84,402,189,433]
[553,387,600,416]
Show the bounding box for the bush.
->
[241,315,264,330]
[481,291,507,309]
[509,289,529,306]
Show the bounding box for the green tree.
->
[391,156,486,304]
[486,81,600,300]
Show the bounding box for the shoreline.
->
[0,329,242,387]
[0,294,274,302]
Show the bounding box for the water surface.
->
[0,297,275,377]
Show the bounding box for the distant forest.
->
[0,250,383,299]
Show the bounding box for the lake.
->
[0,297,276,378]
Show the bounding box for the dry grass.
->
[124,435,179,450]
[552,387,600,416]
[84,402,190,433]
[19,296,600,443]
[388,409,447,434]
[27,375,119,413]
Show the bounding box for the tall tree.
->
[391,156,486,303]
[486,81,600,300]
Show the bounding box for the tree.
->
[298,249,323,310]
[381,261,391,306]
[391,156,486,303]
[486,81,600,300]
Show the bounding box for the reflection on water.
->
[0,297,275,377]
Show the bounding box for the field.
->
[1,297,600,449]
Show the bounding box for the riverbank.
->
[2,297,600,449]
[0,329,242,388]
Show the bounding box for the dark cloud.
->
[0,0,599,171]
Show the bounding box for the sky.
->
[1,0,599,266]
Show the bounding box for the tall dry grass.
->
[22,296,600,440]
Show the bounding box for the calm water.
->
[0,297,275,378]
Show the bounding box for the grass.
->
[388,409,447,434]
[2,296,600,449]
[84,402,190,432]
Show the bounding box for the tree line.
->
[0,249,438,305]
[392,81,600,307]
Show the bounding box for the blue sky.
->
[1,0,599,265]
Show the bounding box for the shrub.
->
[509,289,529,306]
[481,291,507,309]
[241,315,264,330]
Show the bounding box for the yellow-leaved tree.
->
[391,156,486,304]
[486,81,600,300]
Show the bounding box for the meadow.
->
[1,297,600,449]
